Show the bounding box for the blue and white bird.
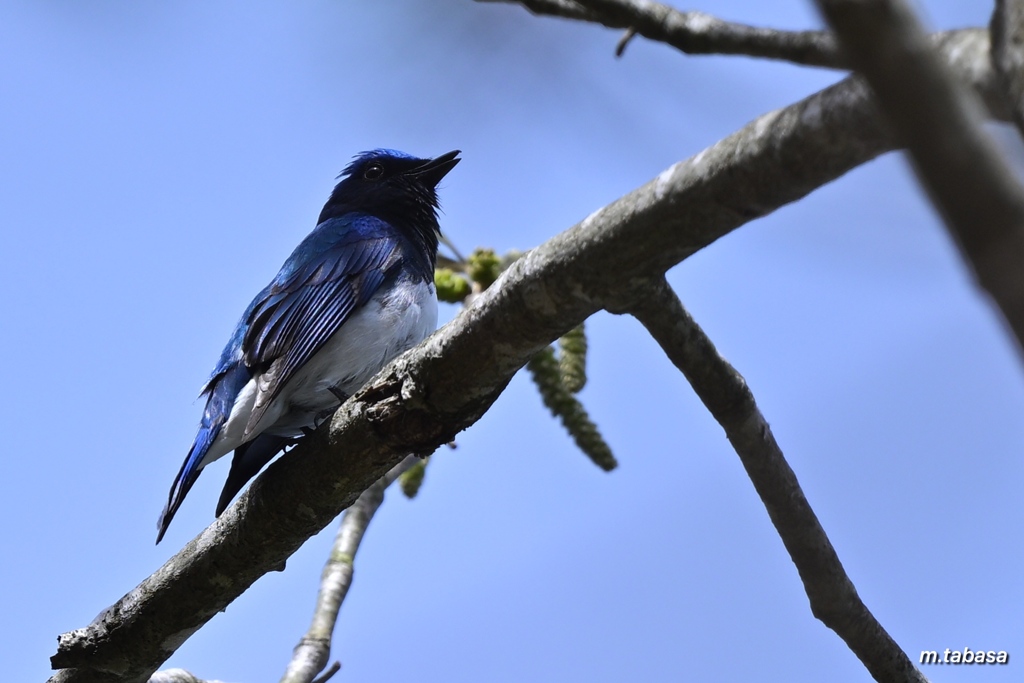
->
[157,149,460,543]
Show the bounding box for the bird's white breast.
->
[285,277,438,407]
[201,278,437,468]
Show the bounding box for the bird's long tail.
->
[156,362,250,544]
[156,426,219,544]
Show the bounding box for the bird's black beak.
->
[410,150,461,188]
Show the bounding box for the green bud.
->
[434,268,471,303]
[399,457,429,499]
[467,248,502,290]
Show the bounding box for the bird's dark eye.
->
[363,163,385,181]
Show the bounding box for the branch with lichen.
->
[629,278,929,683]
[278,456,420,683]
[813,0,1024,360]
[476,0,844,67]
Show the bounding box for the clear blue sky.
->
[2,2,1019,681]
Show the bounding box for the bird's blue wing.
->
[239,214,402,433]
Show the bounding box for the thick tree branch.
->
[815,0,1024,360]
[992,0,1024,135]
[478,0,844,67]
[49,29,1001,683]
[629,280,927,683]
[278,457,418,683]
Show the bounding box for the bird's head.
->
[318,149,461,229]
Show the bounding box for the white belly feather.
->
[200,278,437,468]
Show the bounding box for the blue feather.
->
[157,361,251,543]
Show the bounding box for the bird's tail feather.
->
[215,433,293,517]
[156,425,218,544]
[156,362,251,544]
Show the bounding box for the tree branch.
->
[49,29,1001,683]
[478,0,594,21]
[814,0,1024,361]
[992,0,1024,135]
[278,457,419,683]
[628,279,927,683]
[478,0,844,67]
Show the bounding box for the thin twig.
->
[628,278,928,683]
[991,0,1024,135]
[309,663,341,683]
[148,670,230,683]
[815,0,1024,361]
[478,0,844,67]
[279,456,420,683]
[615,27,637,56]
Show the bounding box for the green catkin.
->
[399,457,429,499]
[527,346,617,471]
[558,323,588,394]
[436,248,613,475]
